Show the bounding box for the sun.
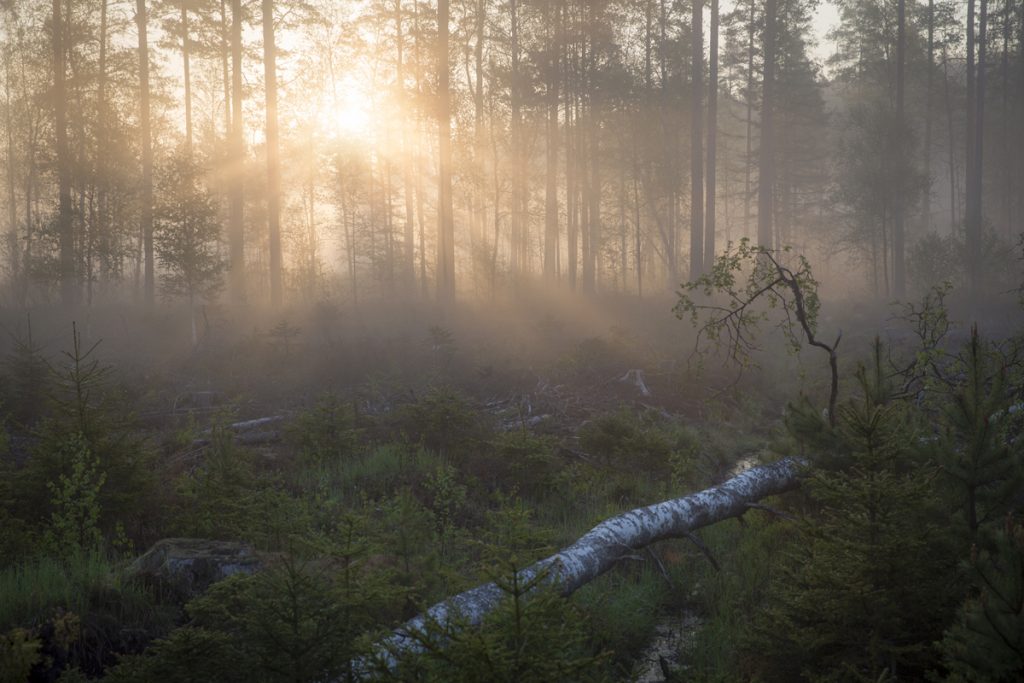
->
[326,100,372,137]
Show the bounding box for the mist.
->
[2,0,1024,681]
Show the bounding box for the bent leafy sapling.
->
[674,239,841,425]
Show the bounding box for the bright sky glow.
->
[811,1,842,72]
[323,99,373,138]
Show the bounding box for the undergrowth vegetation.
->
[0,289,1022,681]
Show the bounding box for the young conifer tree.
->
[939,326,1024,538]
[752,341,956,680]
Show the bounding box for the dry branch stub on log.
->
[368,457,805,672]
[620,369,653,397]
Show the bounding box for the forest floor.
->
[2,285,1022,681]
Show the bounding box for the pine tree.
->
[750,343,956,681]
[940,515,1024,682]
[938,326,1024,538]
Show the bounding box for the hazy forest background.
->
[2,0,1024,681]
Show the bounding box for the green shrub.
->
[580,409,696,475]
[44,432,106,555]
[102,627,243,683]
[485,431,561,497]
[111,520,400,683]
[394,387,485,459]
[174,428,308,549]
[0,627,42,683]
[289,393,362,466]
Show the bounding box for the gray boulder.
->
[127,538,264,599]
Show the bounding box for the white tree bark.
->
[226,416,284,431]
[191,416,285,447]
[370,457,804,670]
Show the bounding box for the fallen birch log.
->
[225,416,284,432]
[191,416,285,447]
[369,456,805,671]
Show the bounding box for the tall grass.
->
[0,552,159,630]
[575,565,668,670]
[292,442,442,502]
[680,517,790,680]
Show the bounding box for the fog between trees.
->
[2,0,1022,311]
[2,1,1024,681]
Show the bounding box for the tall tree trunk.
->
[21,123,34,306]
[1000,0,1011,235]
[976,0,988,267]
[436,0,455,305]
[229,0,245,303]
[54,0,75,306]
[657,0,677,289]
[470,0,486,292]
[262,0,283,306]
[220,0,230,138]
[966,0,977,280]
[97,0,111,289]
[304,133,317,299]
[619,162,627,289]
[580,102,592,291]
[566,17,578,291]
[921,0,937,235]
[689,0,703,278]
[586,112,600,293]
[544,0,560,282]
[413,0,427,299]
[967,0,988,294]
[704,0,718,267]
[744,0,754,241]
[398,0,416,294]
[1017,0,1024,237]
[579,18,593,294]
[923,0,933,232]
[509,0,524,276]
[943,47,958,231]
[182,1,192,153]
[633,158,642,297]
[756,0,777,249]
[4,53,18,288]
[894,0,906,297]
[137,0,154,306]
[385,149,395,292]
